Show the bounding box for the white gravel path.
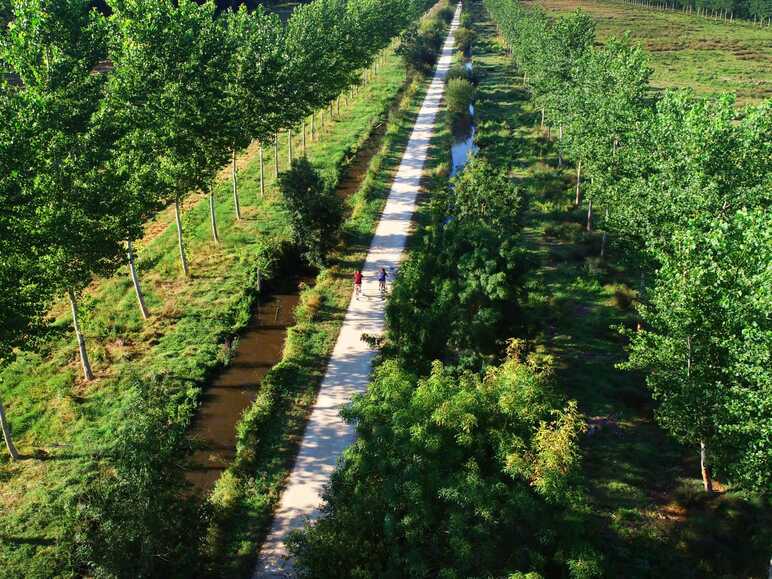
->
[254,5,462,576]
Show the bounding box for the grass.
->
[0,38,412,577]
[529,0,772,104]
[466,2,771,576]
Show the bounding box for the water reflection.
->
[450,58,478,177]
[451,120,478,176]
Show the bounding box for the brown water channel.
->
[187,282,304,491]
[186,106,395,494]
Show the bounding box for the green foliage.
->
[485,0,772,493]
[437,5,455,24]
[396,8,450,77]
[445,76,476,115]
[279,157,343,267]
[289,347,594,578]
[446,61,471,83]
[387,158,526,371]
[454,25,475,52]
[63,375,210,578]
[221,5,284,153]
[397,23,440,76]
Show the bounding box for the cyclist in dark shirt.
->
[377,267,388,298]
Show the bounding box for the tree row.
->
[621,0,772,24]
[0,0,433,459]
[485,0,770,493]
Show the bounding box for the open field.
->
[470,3,771,575]
[529,0,772,103]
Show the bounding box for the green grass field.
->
[0,42,410,577]
[468,2,771,575]
[530,0,772,104]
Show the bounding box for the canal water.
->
[450,59,478,176]
[187,279,305,491]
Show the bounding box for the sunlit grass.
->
[531,0,772,104]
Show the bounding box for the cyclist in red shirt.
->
[353,270,363,299]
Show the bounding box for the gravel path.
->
[254,6,462,576]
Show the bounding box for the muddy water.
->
[187,285,302,492]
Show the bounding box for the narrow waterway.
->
[187,279,304,491]
[450,58,478,176]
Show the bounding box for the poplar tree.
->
[1,0,125,381]
[221,5,284,218]
[107,0,231,272]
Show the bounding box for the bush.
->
[454,26,476,53]
[279,157,343,267]
[63,376,209,578]
[289,346,597,578]
[397,23,439,76]
[446,77,476,115]
[437,5,455,24]
[385,159,526,371]
[460,10,472,28]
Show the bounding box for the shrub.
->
[279,158,343,267]
[397,23,440,76]
[454,26,475,53]
[289,347,596,578]
[446,77,476,115]
[612,285,636,311]
[63,376,209,578]
[437,5,455,24]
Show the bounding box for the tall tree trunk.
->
[67,289,94,381]
[700,440,714,493]
[687,332,714,494]
[540,108,545,128]
[586,198,593,232]
[231,149,241,220]
[209,189,219,244]
[287,128,293,165]
[259,142,265,198]
[0,397,19,460]
[274,136,279,177]
[575,161,582,206]
[558,124,563,166]
[174,196,189,277]
[302,119,307,155]
[600,208,609,257]
[127,239,148,320]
